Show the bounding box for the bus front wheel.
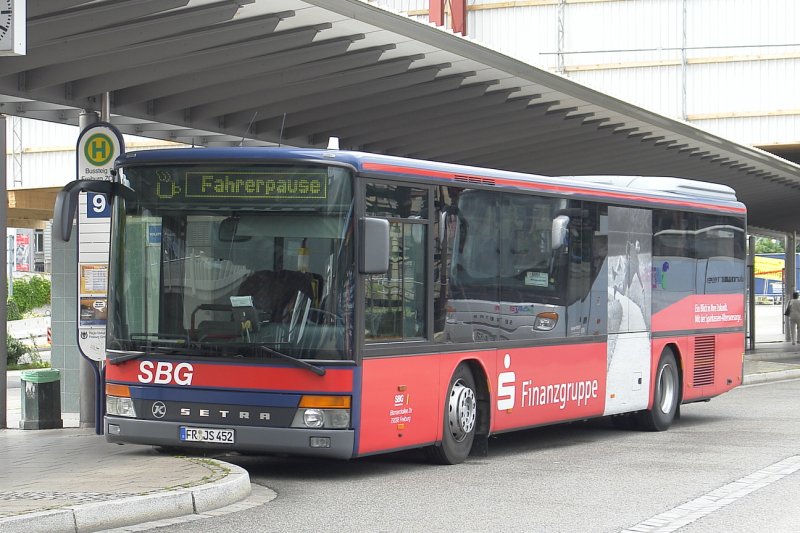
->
[636,348,680,431]
[426,364,477,465]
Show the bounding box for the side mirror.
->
[53,188,80,242]
[359,217,390,274]
[53,179,131,242]
[551,215,570,250]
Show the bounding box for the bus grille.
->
[693,336,716,386]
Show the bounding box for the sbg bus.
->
[54,147,745,464]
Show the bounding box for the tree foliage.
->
[754,237,784,254]
[9,275,51,315]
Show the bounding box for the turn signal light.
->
[106,383,131,398]
[299,395,351,408]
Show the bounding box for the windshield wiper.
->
[107,345,216,363]
[258,345,326,376]
[107,349,146,365]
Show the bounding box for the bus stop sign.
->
[75,122,124,361]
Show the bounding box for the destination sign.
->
[154,171,328,201]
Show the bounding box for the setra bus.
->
[54,146,746,464]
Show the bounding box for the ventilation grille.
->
[454,175,496,186]
[693,336,716,386]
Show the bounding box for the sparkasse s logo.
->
[497,353,515,410]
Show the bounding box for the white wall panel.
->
[688,59,800,116]
[694,115,800,147]
[13,118,78,150]
[572,65,683,117]
[469,5,559,67]
[688,0,800,53]
[561,0,683,67]
[11,151,75,189]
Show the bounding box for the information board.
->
[75,122,124,361]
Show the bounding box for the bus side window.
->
[364,183,428,342]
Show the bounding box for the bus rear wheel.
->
[426,364,477,465]
[636,348,680,431]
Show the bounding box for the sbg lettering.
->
[137,361,194,385]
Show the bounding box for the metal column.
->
[786,234,797,342]
[748,235,756,350]
[78,110,100,428]
[1,115,8,428]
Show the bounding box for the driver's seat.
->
[238,270,315,323]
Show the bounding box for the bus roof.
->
[117,147,745,213]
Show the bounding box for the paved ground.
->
[2,308,799,532]
[1,372,271,533]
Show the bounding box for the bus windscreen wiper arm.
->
[258,345,326,376]
[106,349,146,365]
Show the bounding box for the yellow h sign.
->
[84,133,114,166]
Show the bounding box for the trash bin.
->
[20,369,63,430]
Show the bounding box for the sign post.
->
[75,122,124,433]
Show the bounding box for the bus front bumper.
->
[105,416,355,459]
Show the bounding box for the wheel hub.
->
[448,380,477,442]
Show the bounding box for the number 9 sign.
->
[87,192,111,218]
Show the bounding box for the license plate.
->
[179,426,235,444]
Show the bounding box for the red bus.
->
[55,147,746,464]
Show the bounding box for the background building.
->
[374,0,800,164]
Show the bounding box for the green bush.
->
[6,334,33,366]
[10,275,51,315]
[6,299,22,321]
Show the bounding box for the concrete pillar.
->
[748,235,756,350]
[786,234,797,342]
[1,115,8,428]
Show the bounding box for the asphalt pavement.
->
[2,334,800,532]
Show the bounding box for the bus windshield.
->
[107,163,355,361]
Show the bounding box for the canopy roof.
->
[2,0,799,233]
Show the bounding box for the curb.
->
[0,460,251,533]
[743,368,800,385]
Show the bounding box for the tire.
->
[635,348,680,431]
[426,365,478,465]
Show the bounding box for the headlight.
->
[107,396,137,418]
[303,409,325,428]
[291,408,351,429]
[291,395,351,429]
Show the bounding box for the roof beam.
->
[154,44,388,114]
[27,0,191,44]
[19,10,290,91]
[116,36,363,105]
[255,75,472,134]
[222,64,451,134]
[194,57,431,122]
[326,88,520,147]
[1,2,246,76]
[392,102,585,159]
[71,14,300,99]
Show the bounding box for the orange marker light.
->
[299,395,351,408]
[106,383,131,398]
